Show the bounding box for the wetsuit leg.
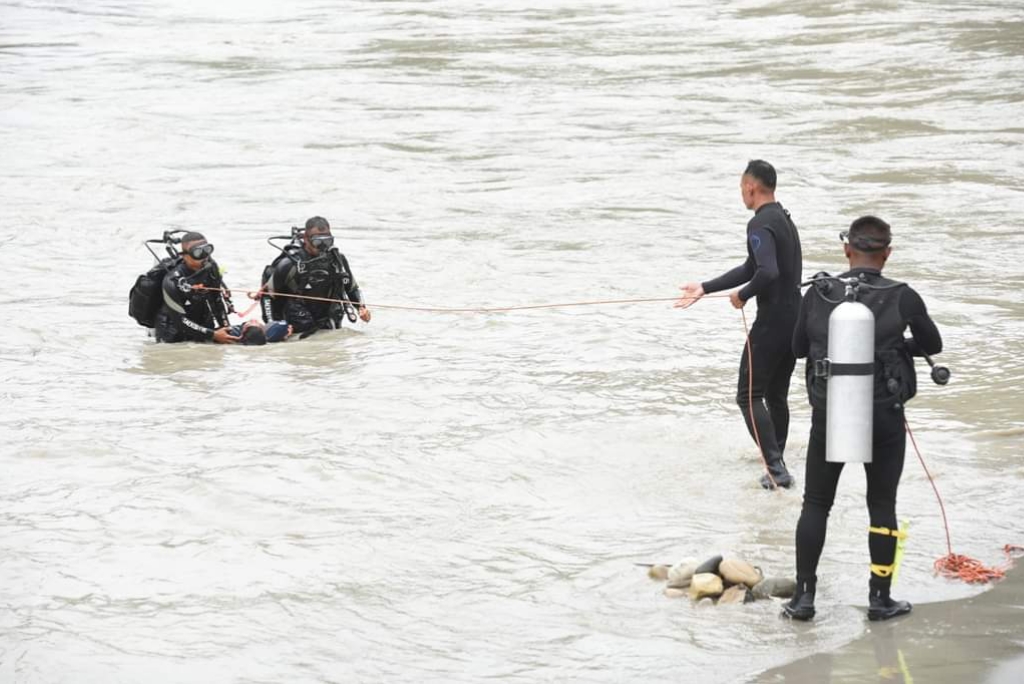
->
[736,315,793,464]
[795,409,845,579]
[865,407,907,593]
[766,348,797,454]
[154,308,183,343]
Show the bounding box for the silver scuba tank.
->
[825,300,875,463]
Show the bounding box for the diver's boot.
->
[867,585,912,622]
[782,576,816,621]
[760,458,794,490]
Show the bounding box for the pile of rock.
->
[647,554,796,605]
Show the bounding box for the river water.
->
[1,1,1022,682]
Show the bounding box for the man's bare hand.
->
[212,327,241,344]
[675,282,705,309]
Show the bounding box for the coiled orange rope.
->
[906,420,1021,583]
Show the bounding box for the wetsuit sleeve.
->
[341,255,363,305]
[260,292,274,323]
[701,257,755,295]
[900,287,942,356]
[259,262,277,322]
[792,289,812,359]
[161,273,215,342]
[210,267,232,324]
[260,257,293,322]
[737,228,779,301]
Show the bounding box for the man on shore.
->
[784,215,943,622]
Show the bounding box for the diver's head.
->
[842,215,892,268]
[302,216,335,256]
[740,159,777,210]
[180,231,214,271]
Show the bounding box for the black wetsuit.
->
[154,260,231,343]
[791,268,942,596]
[260,246,363,335]
[702,202,803,473]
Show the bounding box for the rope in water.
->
[196,283,1019,580]
[192,284,729,313]
[196,283,782,488]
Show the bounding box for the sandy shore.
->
[755,564,1023,683]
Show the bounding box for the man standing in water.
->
[784,216,942,622]
[154,231,240,344]
[260,216,371,336]
[676,160,803,489]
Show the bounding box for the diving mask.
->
[184,242,215,260]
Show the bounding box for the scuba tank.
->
[260,227,309,322]
[824,294,876,463]
[808,272,950,464]
[806,274,877,464]
[128,231,186,328]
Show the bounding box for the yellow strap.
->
[871,563,895,577]
[893,520,910,586]
[869,525,908,540]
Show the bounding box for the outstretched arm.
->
[676,253,756,309]
[701,256,756,295]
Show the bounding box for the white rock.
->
[667,559,698,588]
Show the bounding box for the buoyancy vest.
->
[804,270,917,410]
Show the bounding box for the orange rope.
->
[906,419,1020,583]
[190,284,731,314]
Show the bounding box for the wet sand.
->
[757,564,1024,683]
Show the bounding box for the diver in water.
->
[784,215,943,622]
[154,232,240,344]
[259,216,371,336]
[676,160,804,489]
